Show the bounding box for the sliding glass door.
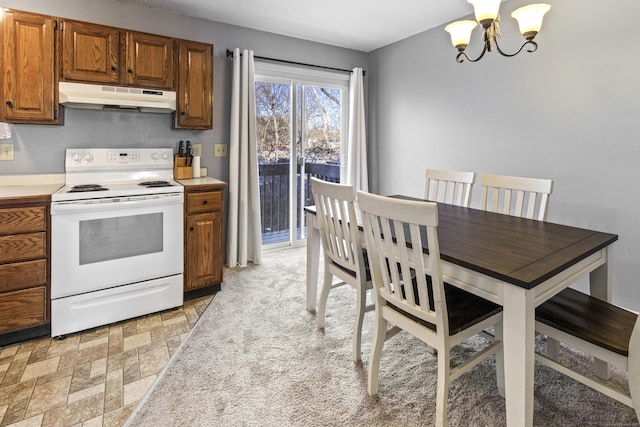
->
[255,63,348,249]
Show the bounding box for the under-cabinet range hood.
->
[58,82,176,113]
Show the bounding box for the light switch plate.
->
[0,143,13,161]
[215,144,228,157]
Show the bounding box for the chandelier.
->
[445,1,550,63]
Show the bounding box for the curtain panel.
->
[227,48,262,267]
[346,67,368,192]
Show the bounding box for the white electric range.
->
[50,148,184,337]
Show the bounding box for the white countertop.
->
[0,174,65,199]
[0,174,227,198]
[177,177,227,187]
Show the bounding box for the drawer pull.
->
[190,226,195,231]
[202,200,208,205]
[6,101,13,108]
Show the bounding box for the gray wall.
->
[0,0,367,181]
[368,0,640,310]
[4,0,639,310]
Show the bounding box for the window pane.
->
[79,213,163,265]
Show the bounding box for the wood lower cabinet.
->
[1,10,59,124]
[175,39,213,129]
[183,180,226,297]
[0,196,51,345]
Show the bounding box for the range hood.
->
[59,82,176,114]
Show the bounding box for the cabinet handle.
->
[111,66,117,72]
[202,200,208,205]
[189,226,195,231]
[128,69,133,74]
[6,101,13,108]
[180,111,186,116]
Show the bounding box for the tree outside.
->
[255,82,342,164]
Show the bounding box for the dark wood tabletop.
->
[306,196,618,290]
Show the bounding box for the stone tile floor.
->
[0,294,213,427]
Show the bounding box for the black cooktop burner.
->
[139,181,173,188]
[68,184,109,193]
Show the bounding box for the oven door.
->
[51,192,183,299]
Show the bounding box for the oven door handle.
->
[51,193,183,214]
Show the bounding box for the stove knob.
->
[72,153,83,162]
[160,152,169,160]
[151,152,160,160]
[84,153,94,162]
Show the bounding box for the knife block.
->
[174,155,193,179]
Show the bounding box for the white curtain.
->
[227,48,262,267]
[345,67,368,192]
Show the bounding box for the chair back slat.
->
[358,192,446,332]
[424,169,475,207]
[312,178,363,277]
[481,173,553,221]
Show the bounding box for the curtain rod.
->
[225,49,365,76]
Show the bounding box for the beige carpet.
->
[126,247,638,426]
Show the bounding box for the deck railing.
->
[259,162,339,242]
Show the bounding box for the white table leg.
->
[306,211,320,312]
[590,253,611,380]
[503,284,535,427]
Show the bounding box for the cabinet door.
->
[60,20,120,84]
[1,10,57,123]
[0,287,47,334]
[175,40,213,129]
[186,212,223,290]
[125,31,175,89]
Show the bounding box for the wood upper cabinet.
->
[2,8,213,127]
[125,31,175,89]
[59,20,120,84]
[1,10,59,124]
[175,39,213,129]
[59,24,174,90]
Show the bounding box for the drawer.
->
[0,206,46,235]
[0,287,47,334]
[187,191,222,213]
[0,259,47,293]
[0,232,47,264]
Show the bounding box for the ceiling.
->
[120,0,475,52]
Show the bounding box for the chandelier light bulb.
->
[445,20,478,51]
[467,0,501,27]
[511,4,551,40]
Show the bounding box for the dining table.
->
[304,196,618,427]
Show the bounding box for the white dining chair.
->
[357,191,504,427]
[424,168,475,207]
[311,177,373,363]
[535,287,640,420]
[480,173,553,221]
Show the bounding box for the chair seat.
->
[390,282,502,335]
[536,288,636,357]
[330,249,372,281]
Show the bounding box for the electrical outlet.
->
[0,143,13,161]
[193,143,202,157]
[215,144,228,157]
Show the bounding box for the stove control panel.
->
[108,150,140,163]
[65,148,175,173]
